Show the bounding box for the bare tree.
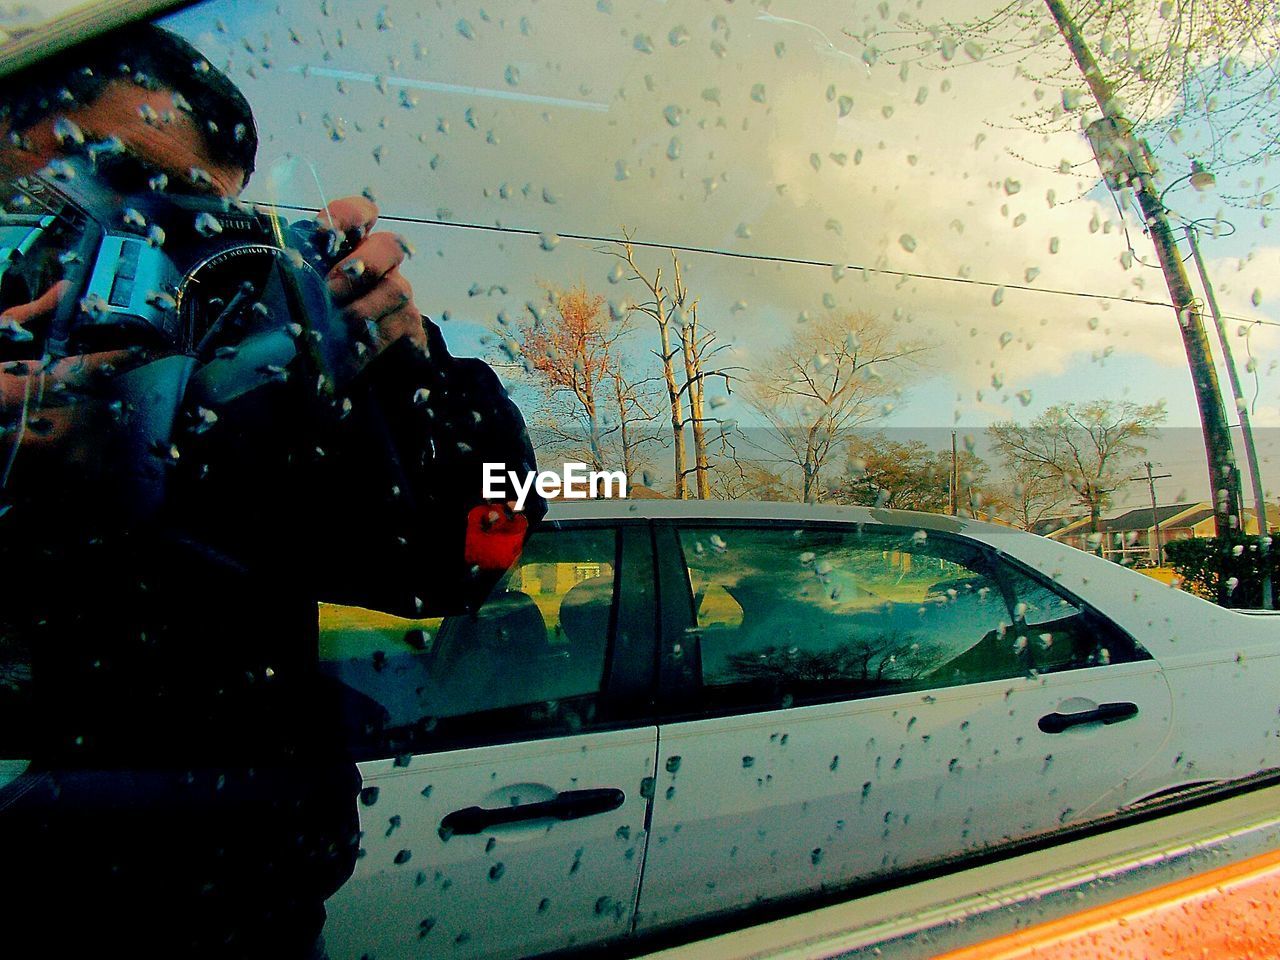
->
[611,240,688,497]
[906,1,1280,197]
[673,281,742,499]
[988,399,1166,535]
[519,282,666,484]
[519,284,614,470]
[600,362,664,487]
[742,312,924,504]
[988,461,1074,533]
[610,235,739,498]
[676,293,711,498]
[708,457,790,501]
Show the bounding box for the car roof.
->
[540,498,1025,542]
[542,499,1271,659]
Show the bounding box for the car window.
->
[997,561,1151,674]
[319,525,618,755]
[676,524,1029,713]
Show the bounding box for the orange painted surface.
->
[1136,566,1183,587]
[931,846,1280,960]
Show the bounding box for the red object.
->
[464,503,528,572]
[933,846,1280,960]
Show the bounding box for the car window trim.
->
[0,0,196,79]
[653,521,702,718]
[598,520,660,722]
[654,518,1151,677]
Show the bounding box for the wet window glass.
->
[997,560,1149,674]
[677,524,1150,712]
[320,526,617,755]
[677,525,1024,710]
[1,0,1278,954]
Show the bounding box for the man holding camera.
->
[0,22,541,958]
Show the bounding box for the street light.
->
[1156,158,1272,606]
[1158,158,1219,208]
[1048,0,1245,603]
[1188,159,1216,192]
[1169,173,1273,606]
[1082,114,1244,543]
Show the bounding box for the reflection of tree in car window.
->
[724,632,944,688]
[680,526,1034,705]
[998,562,1144,674]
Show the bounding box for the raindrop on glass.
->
[53,117,85,146]
[194,212,223,237]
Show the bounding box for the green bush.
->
[1164,535,1278,608]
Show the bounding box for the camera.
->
[0,152,355,373]
[0,153,365,521]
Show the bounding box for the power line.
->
[264,201,1280,328]
[270,201,1163,305]
[1223,313,1280,330]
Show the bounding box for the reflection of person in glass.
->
[0,22,542,958]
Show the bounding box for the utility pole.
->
[1131,462,1172,566]
[1044,0,1243,539]
[1185,224,1273,607]
[950,430,958,516]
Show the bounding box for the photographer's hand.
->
[317,197,425,357]
[0,283,152,489]
[0,280,69,334]
[2,348,147,486]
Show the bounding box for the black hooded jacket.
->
[0,315,543,955]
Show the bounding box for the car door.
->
[317,519,659,960]
[634,519,1172,932]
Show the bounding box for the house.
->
[1046,502,1280,565]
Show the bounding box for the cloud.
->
[162,0,1278,430]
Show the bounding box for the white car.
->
[318,499,1280,959]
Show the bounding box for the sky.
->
[158,0,1280,507]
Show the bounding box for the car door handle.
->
[440,788,626,836]
[1038,701,1139,734]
